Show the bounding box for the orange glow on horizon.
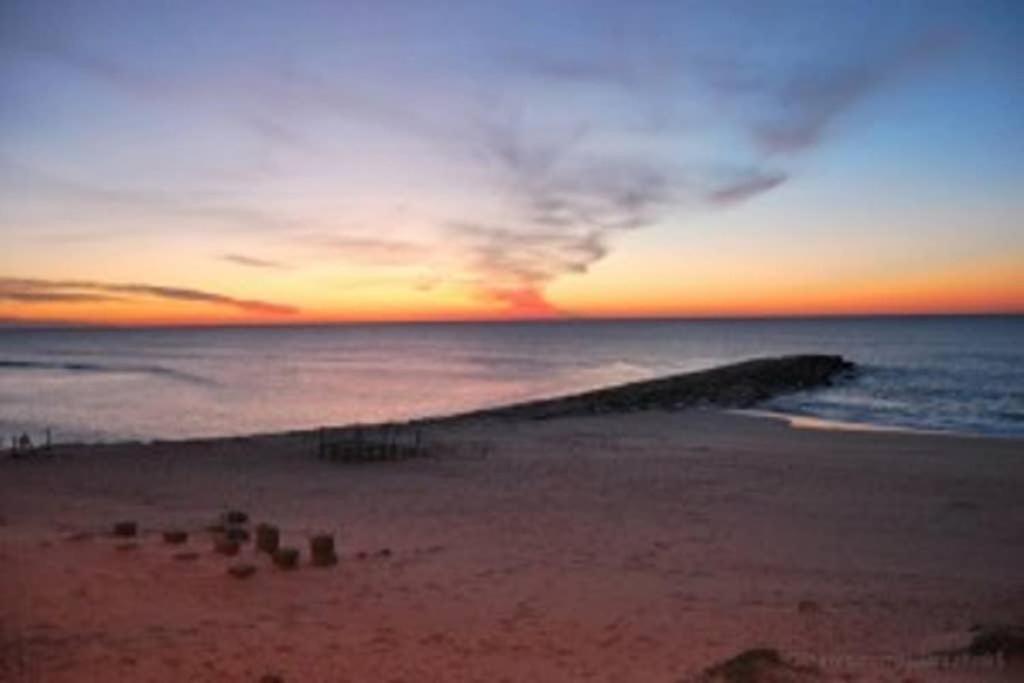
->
[4,247,1023,326]
[6,258,1022,328]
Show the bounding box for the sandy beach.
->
[5,0,1022,679]
[1,406,1022,682]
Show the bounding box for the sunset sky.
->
[1,0,1022,325]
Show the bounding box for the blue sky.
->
[1,1,1022,322]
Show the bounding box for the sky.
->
[1,0,1022,325]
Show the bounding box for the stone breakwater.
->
[464,354,855,420]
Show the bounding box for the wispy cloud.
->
[510,51,641,89]
[447,110,787,313]
[0,290,120,304]
[4,29,789,315]
[11,34,164,98]
[220,253,290,269]
[707,169,789,205]
[513,29,956,157]
[3,161,295,235]
[453,223,607,280]
[0,278,298,315]
[0,6,962,320]
[329,273,444,294]
[702,32,958,155]
[291,233,429,266]
[458,28,956,313]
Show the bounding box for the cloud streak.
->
[1,6,964,320]
[460,29,955,313]
[220,253,290,269]
[2,161,295,235]
[707,169,789,205]
[0,278,298,315]
[11,34,165,98]
[702,31,957,155]
[4,26,793,319]
[448,111,788,313]
[291,233,430,266]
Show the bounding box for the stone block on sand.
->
[272,547,300,569]
[310,534,337,567]
[222,510,248,525]
[112,521,137,537]
[162,530,188,544]
[255,523,280,554]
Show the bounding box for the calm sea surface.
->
[1,316,1022,443]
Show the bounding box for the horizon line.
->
[2,309,1022,332]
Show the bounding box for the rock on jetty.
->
[466,355,853,420]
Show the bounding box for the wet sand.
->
[1,409,1022,681]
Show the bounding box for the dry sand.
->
[1,410,1022,682]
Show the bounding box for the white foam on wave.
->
[732,408,983,438]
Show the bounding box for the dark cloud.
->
[0,278,298,315]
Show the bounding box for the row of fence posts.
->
[317,425,425,463]
[9,429,52,457]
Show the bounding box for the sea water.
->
[1,316,1021,443]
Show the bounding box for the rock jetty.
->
[468,354,853,420]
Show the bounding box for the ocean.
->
[1,316,1022,443]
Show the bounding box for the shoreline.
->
[730,408,1024,441]
[12,354,858,451]
[2,405,1023,680]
